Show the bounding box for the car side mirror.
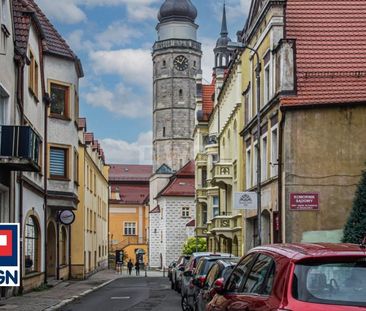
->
[213,278,225,295]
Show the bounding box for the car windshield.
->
[293,258,366,307]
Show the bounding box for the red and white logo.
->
[0,230,13,257]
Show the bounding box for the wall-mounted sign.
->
[290,193,319,211]
[0,223,20,287]
[234,192,257,210]
[58,210,76,225]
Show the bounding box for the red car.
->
[207,243,366,311]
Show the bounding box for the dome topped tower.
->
[156,0,198,41]
[214,3,233,70]
[158,0,197,23]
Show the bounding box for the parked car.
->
[168,260,177,281]
[207,243,366,311]
[171,255,190,292]
[195,258,239,311]
[181,252,233,311]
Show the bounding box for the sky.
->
[36,0,251,164]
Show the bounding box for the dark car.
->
[195,258,239,311]
[180,252,233,311]
[168,260,177,281]
[207,243,366,311]
[171,255,190,292]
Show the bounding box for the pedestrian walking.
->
[127,259,133,275]
[135,261,140,276]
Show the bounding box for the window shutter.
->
[50,148,66,176]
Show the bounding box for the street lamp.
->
[228,42,262,246]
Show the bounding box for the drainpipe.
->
[277,110,285,243]
[68,225,71,279]
[56,221,60,280]
[16,56,25,295]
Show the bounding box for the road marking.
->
[110,297,130,300]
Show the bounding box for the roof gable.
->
[156,164,173,174]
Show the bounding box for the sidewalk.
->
[0,269,166,311]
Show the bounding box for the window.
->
[213,196,219,217]
[0,0,9,54]
[293,260,366,307]
[253,142,258,186]
[201,168,207,187]
[246,147,251,189]
[163,127,166,137]
[50,83,69,117]
[124,222,136,235]
[263,51,271,105]
[74,150,79,184]
[243,254,274,295]
[179,89,183,100]
[162,60,166,67]
[226,254,256,293]
[270,127,278,177]
[0,85,8,125]
[202,205,207,225]
[182,207,190,218]
[24,216,40,274]
[28,51,39,98]
[205,264,219,287]
[50,147,68,178]
[261,135,268,182]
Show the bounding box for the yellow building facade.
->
[108,165,152,266]
[71,119,109,279]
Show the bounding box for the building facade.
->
[71,119,109,279]
[109,164,152,266]
[150,161,196,268]
[195,0,366,253]
[149,0,200,267]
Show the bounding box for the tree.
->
[182,237,207,255]
[343,169,366,244]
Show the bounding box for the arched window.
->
[25,216,40,274]
[179,89,183,100]
[59,226,67,265]
[162,60,166,67]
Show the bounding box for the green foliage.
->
[182,237,207,255]
[343,169,366,244]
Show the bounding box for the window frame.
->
[182,206,190,218]
[24,215,40,274]
[270,125,278,177]
[49,145,69,180]
[123,222,136,236]
[28,49,39,99]
[49,81,71,119]
[261,133,268,182]
[212,196,219,217]
[245,146,251,189]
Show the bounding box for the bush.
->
[343,169,366,244]
[182,237,207,255]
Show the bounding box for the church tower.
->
[152,0,202,172]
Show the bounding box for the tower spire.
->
[220,2,228,36]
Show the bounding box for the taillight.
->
[198,276,205,287]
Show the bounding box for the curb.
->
[43,278,116,311]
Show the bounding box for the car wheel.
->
[181,295,192,311]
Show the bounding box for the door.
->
[47,222,56,277]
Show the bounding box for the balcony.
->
[211,160,233,187]
[0,125,41,172]
[195,152,208,167]
[196,188,207,202]
[209,214,242,239]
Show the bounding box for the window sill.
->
[49,177,71,182]
[49,114,71,122]
[23,271,43,279]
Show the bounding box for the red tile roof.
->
[12,0,83,76]
[84,132,94,144]
[110,185,149,205]
[282,0,366,107]
[12,0,36,56]
[78,118,87,130]
[109,165,153,182]
[202,84,215,121]
[150,205,161,213]
[186,219,195,227]
[157,161,195,198]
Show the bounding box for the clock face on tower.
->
[174,55,189,71]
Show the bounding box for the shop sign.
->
[290,193,319,211]
[234,192,257,210]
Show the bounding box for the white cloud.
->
[100,131,152,164]
[37,0,159,24]
[95,22,143,49]
[201,37,216,84]
[90,48,152,88]
[36,0,86,24]
[85,83,151,118]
